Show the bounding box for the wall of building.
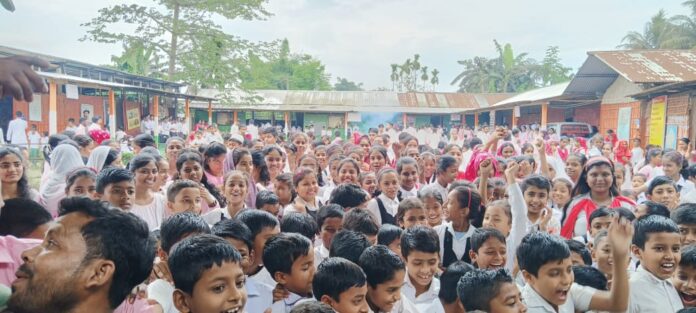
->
[602,76,643,105]
[12,92,107,133]
[598,102,641,142]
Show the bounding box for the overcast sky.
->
[0,0,686,91]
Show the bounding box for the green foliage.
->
[239,39,332,90]
[390,54,440,91]
[81,0,271,91]
[334,77,363,91]
[110,40,163,78]
[619,3,696,49]
[451,41,569,93]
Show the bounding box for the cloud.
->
[0,0,686,91]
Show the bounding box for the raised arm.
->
[588,215,632,312]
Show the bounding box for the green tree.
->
[619,10,683,49]
[451,57,498,93]
[390,54,439,92]
[539,46,573,86]
[81,1,271,89]
[239,39,331,90]
[334,77,363,91]
[109,40,163,77]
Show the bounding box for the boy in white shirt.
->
[400,226,443,312]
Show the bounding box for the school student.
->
[342,208,380,244]
[95,167,135,211]
[129,154,167,230]
[203,170,250,224]
[674,244,696,308]
[566,239,592,266]
[434,186,479,267]
[468,228,507,270]
[264,233,316,313]
[400,226,443,312]
[212,219,273,313]
[457,268,527,313]
[672,203,696,245]
[166,179,203,216]
[629,215,684,312]
[377,224,404,260]
[426,155,458,202]
[257,189,282,218]
[518,215,631,313]
[366,168,401,225]
[395,197,428,229]
[168,234,247,313]
[330,229,371,265]
[315,204,344,267]
[438,261,474,313]
[358,245,419,313]
[147,213,211,313]
[236,209,281,289]
[313,257,369,313]
[281,212,319,242]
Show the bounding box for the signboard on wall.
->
[666,125,678,150]
[126,107,141,131]
[616,107,631,140]
[65,84,79,100]
[648,96,667,147]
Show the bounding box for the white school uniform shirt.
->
[6,117,27,145]
[434,222,476,266]
[246,277,274,313]
[628,266,683,312]
[366,194,399,225]
[130,193,167,231]
[522,283,594,313]
[147,279,177,313]
[399,186,418,200]
[401,274,442,313]
[313,244,330,268]
[367,294,420,313]
[249,266,277,290]
[270,292,312,313]
[506,183,529,271]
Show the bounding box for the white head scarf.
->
[86,146,112,172]
[39,144,84,217]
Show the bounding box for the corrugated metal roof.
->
[192,89,515,114]
[492,82,570,107]
[590,50,696,83]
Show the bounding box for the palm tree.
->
[430,69,440,90]
[412,54,421,91]
[619,10,682,49]
[420,66,429,91]
[390,64,399,91]
[451,56,497,93]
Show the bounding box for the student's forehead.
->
[407,251,439,260]
[201,261,244,281]
[177,187,201,196]
[679,224,696,229]
[540,258,572,270]
[646,232,682,244]
[525,186,547,193]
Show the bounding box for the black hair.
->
[57,197,156,308]
[160,212,211,254]
[673,203,696,225]
[470,228,507,253]
[647,175,677,195]
[212,219,253,251]
[65,167,97,193]
[43,134,69,163]
[252,150,271,185]
[681,244,696,268]
[281,212,319,241]
[289,301,334,313]
[358,245,405,288]
[128,154,157,173]
[316,204,344,230]
[234,209,279,240]
[512,154,536,167]
[133,133,156,149]
[263,232,312,276]
[572,265,608,290]
[203,142,227,173]
[377,224,403,246]
[439,261,475,304]
[571,157,619,198]
[588,207,612,225]
[313,257,367,302]
[517,232,571,276]
[565,239,592,265]
[641,201,671,219]
[168,234,242,294]
[175,151,227,207]
[456,268,514,312]
[73,134,93,149]
[0,198,52,238]
[96,167,134,194]
[400,226,439,259]
[166,179,200,203]
[395,197,425,224]
[633,215,679,249]
[104,148,119,167]
[436,155,458,174]
[342,208,379,237]
[329,183,369,209]
[450,186,482,225]
[0,147,31,200]
[256,189,280,208]
[330,229,371,264]
[521,174,552,193]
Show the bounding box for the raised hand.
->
[0,56,51,102]
[607,214,634,257]
[505,160,519,184]
[479,158,493,177]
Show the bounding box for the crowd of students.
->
[2,120,696,313]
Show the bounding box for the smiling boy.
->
[518,215,631,313]
[313,257,369,313]
[674,244,696,308]
[264,233,315,313]
[629,215,684,312]
[400,226,442,312]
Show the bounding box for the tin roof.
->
[491,82,570,108]
[192,89,515,114]
[590,50,696,83]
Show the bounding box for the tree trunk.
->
[167,2,180,80]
